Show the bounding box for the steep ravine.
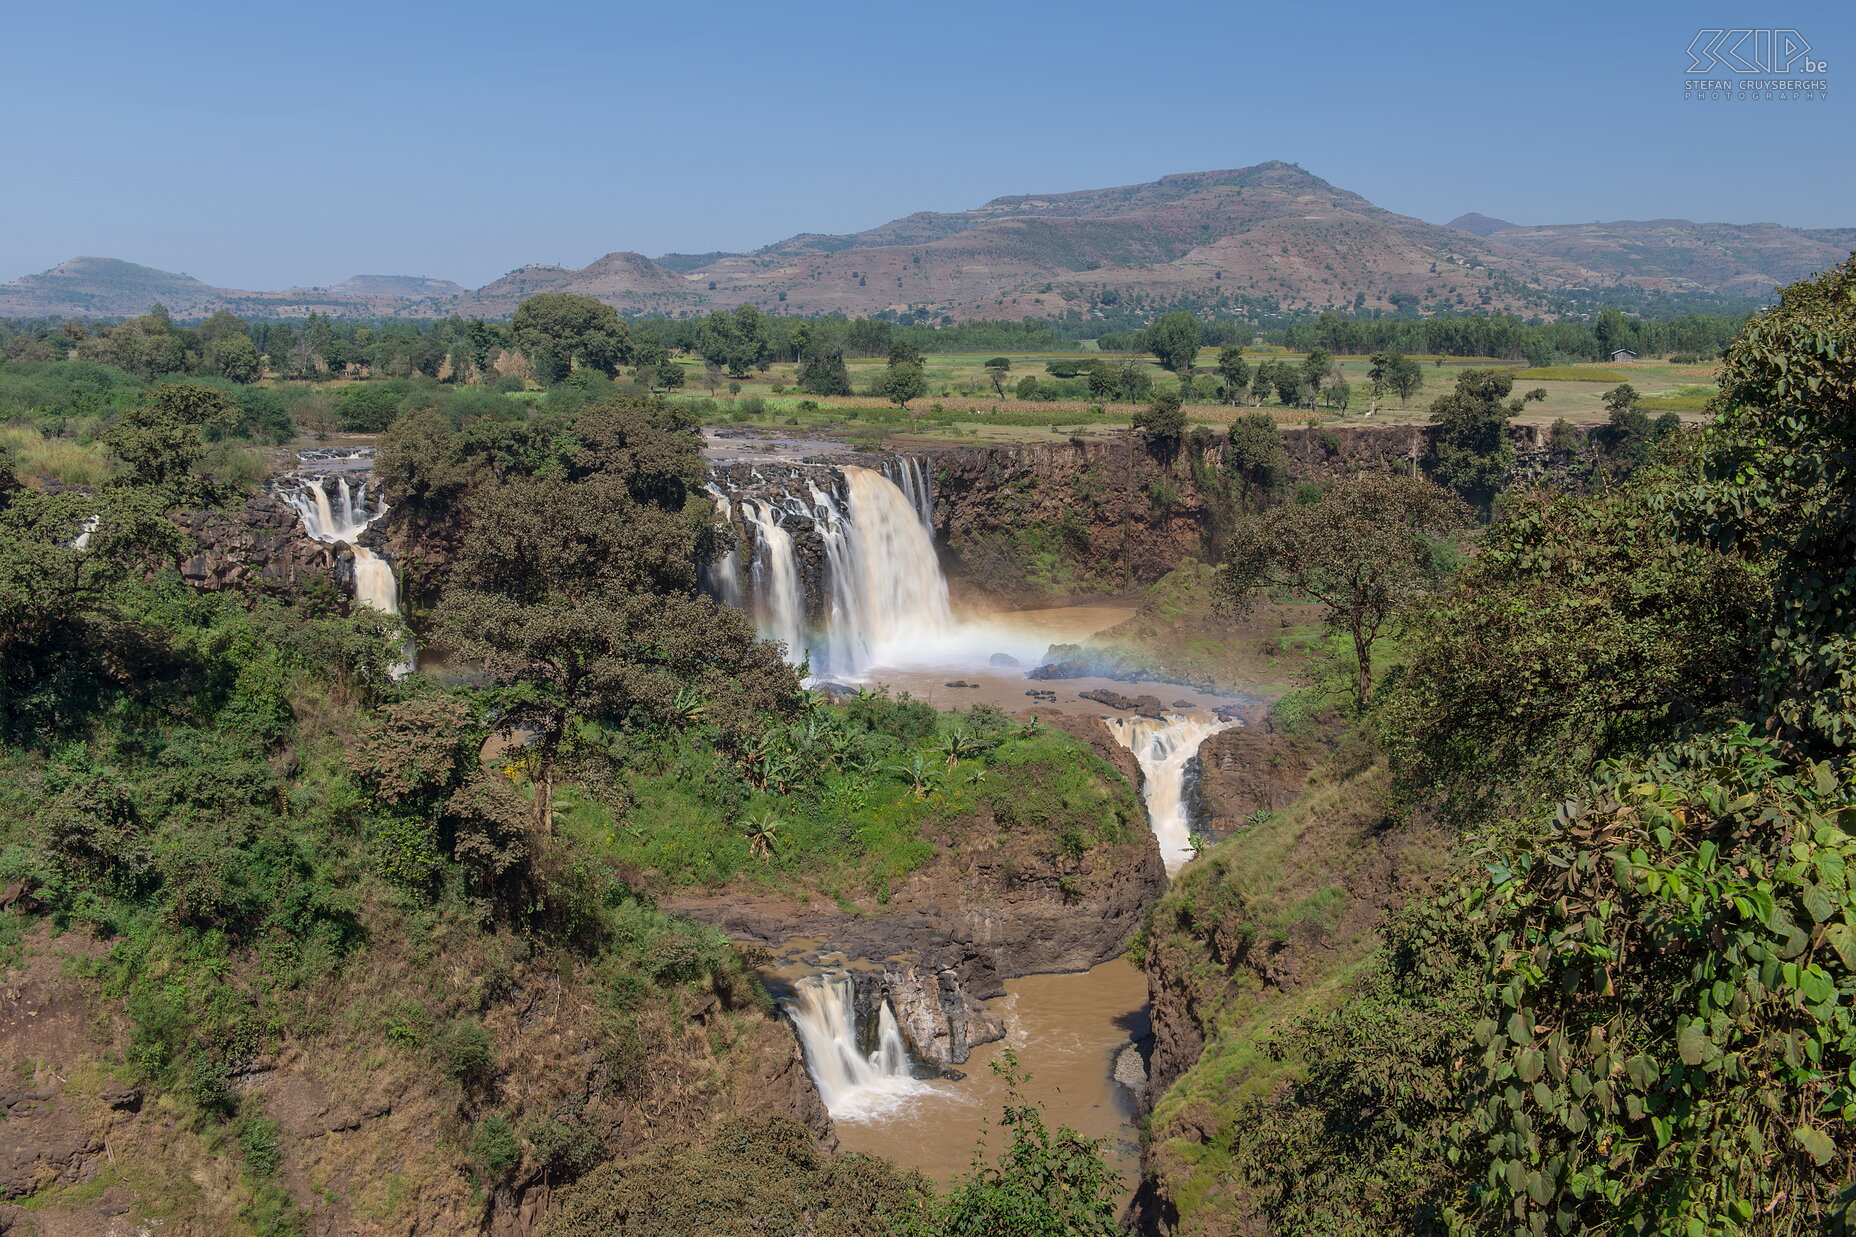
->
[1131,736,1456,1235]
[668,712,1167,1070]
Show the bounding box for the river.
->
[832,956,1149,1192]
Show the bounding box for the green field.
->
[672,346,1721,445]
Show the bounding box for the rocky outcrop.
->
[175,489,342,595]
[1186,706,1328,841]
[926,427,1448,604]
[0,921,830,1237]
[670,713,1166,1069]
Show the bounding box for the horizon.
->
[2,0,1849,291]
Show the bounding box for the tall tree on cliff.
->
[1219,472,1468,708]
[434,396,800,827]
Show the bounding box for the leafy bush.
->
[472,1115,522,1178]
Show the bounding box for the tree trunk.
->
[1351,620,1373,710]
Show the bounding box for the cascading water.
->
[1103,714,1238,875]
[280,475,414,676]
[741,498,805,658]
[700,489,744,608]
[882,455,935,535]
[780,973,928,1120]
[712,464,953,679]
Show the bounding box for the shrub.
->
[438,1019,496,1085]
[472,1116,522,1178]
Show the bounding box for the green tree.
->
[512,294,633,384]
[1224,412,1291,504]
[1134,387,1186,449]
[1146,312,1203,375]
[697,305,772,378]
[1425,367,1540,510]
[106,382,236,506]
[880,358,927,409]
[933,1051,1120,1237]
[1368,350,1423,408]
[209,333,263,384]
[1300,347,1333,404]
[984,356,1011,395]
[435,396,799,825]
[1219,472,1467,707]
[1216,346,1251,404]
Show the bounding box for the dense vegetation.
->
[1143,258,1856,1233]
[0,343,1140,1231]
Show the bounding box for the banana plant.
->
[890,751,940,799]
[741,811,784,859]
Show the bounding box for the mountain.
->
[6,164,1850,321]
[662,163,1598,319]
[1446,212,1521,237]
[0,256,469,319]
[1462,218,1856,298]
[452,251,703,318]
[0,256,227,318]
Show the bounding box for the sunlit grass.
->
[0,424,112,486]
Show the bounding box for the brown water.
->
[865,603,1239,717]
[833,957,1149,1191]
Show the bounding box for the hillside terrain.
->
[5,163,1846,322]
[1447,214,1856,297]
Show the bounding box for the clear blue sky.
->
[3,0,1849,289]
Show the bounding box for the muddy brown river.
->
[831,956,1149,1191]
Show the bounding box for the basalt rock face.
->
[670,713,1166,1069]
[1186,706,1328,841]
[175,489,346,596]
[926,427,1444,604]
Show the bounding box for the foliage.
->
[545,1115,932,1236]
[513,294,633,384]
[1134,388,1186,448]
[933,1051,1122,1236]
[1687,253,1856,754]
[1220,472,1468,708]
[1445,732,1856,1233]
[1145,312,1203,375]
[432,394,801,822]
[1379,462,1767,821]
[1426,369,1542,510]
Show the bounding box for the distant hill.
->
[0,256,468,320]
[452,252,704,318]
[6,164,1850,321]
[0,256,227,318]
[1446,212,1521,237]
[1466,218,1856,298]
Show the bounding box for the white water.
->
[725,465,953,679]
[840,465,952,666]
[701,489,745,608]
[280,476,414,676]
[742,498,806,659]
[781,973,929,1121]
[883,455,935,534]
[1103,713,1237,875]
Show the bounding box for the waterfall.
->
[710,464,953,679]
[1104,714,1237,875]
[841,465,952,664]
[883,455,935,534]
[280,476,414,677]
[780,973,928,1121]
[741,498,806,661]
[700,489,744,608]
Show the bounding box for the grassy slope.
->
[546,705,1140,907]
[1137,751,1456,1232]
